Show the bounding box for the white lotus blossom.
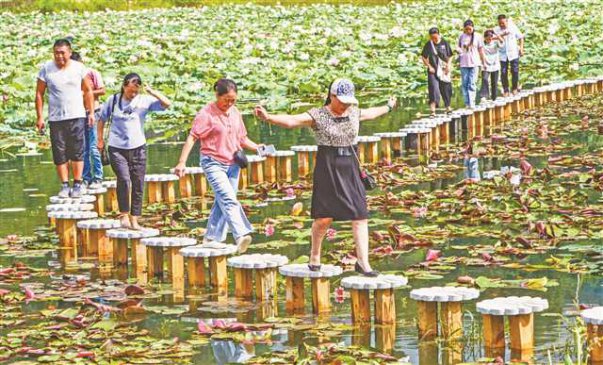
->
[298,52,310,61]
[548,23,559,35]
[327,57,340,67]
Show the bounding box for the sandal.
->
[307,264,322,272]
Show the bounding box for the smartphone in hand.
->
[257,144,276,157]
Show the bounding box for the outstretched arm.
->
[254,106,313,129]
[359,96,397,122]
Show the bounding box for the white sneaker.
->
[235,235,252,254]
[89,181,103,190]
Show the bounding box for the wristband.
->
[386,105,393,113]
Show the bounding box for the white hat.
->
[330,78,358,105]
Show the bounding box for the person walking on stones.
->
[254,79,396,277]
[97,73,171,229]
[35,38,95,198]
[479,30,504,101]
[457,20,487,108]
[71,52,106,189]
[421,27,453,117]
[174,79,260,253]
[494,14,525,96]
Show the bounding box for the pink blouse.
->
[190,102,248,164]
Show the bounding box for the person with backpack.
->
[421,27,453,117]
[97,73,170,229]
[457,20,487,108]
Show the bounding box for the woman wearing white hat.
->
[254,79,396,276]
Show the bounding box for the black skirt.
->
[311,145,368,221]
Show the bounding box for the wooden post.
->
[249,161,264,184]
[375,324,396,354]
[374,288,396,325]
[285,276,305,313]
[239,168,248,191]
[147,182,162,204]
[508,313,534,350]
[162,181,176,204]
[233,268,254,299]
[255,268,277,301]
[418,342,439,365]
[58,219,78,264]
[208,256,228,295]
[439,123,450,146]
[106,188,119,212]
[352,324,371,348]
[264,156,277,182]
[368,141,379,164]
[147,247,163,281]
[358,143,366,164]
[417,301,438,339]
[278,156,293,182]
[131,238,147,284]
[179,175,193,198]
[297,152,311,178]
[441,302,463,339]
[96,230,113,265]
[187,257,206,288]
[350,289,371,324]
[166,247,185,302]
[311,277,330,314]
[392,137,403,158]
[380,138,392,162]
[83,229,97,257]
[193,174,207,197]
[587,323,603,363]
[482,314,506,349]
[113,238,129,266]
[430,127,440,152]
[93,195,105,216]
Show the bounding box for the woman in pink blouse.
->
[174,79,261,253]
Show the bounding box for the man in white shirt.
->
[494,14,525,96]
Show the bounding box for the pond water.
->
[1,93,602,364]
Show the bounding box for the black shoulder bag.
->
[100,94,118,166]
[351,145,377,191]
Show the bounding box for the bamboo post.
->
[233,268,253,298]
[482,314,506,349]
[350,289,371,324]
[285,276,305,313]
[187,257,206,288]
[441,302,463,339]
[209,256,228,295]
[508,313,535,350]
[417,301,438,339]
[311,277,331,314]
[374,288,396,325]
[255,268,277,301]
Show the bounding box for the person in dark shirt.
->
[421,27,453,116]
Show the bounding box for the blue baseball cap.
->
[330,78,358,105]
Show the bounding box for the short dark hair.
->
[497,14,507,20]
[213,78,237,96]
[70,52,82,62]
[53,38,72,49]
[429,27,439,35]
[484,30,495,37]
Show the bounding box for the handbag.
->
[233,150,248,169]
[100,94,118,166]
[431,41,451,83]
[351,145,377,191]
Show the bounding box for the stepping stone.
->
[46,203,94,212]
[291,145,318,177]
[340,274,408,325]
[581,307,603,363]
[356,136,381,164]
[169,167,205,198]
[81,186,107,215]
[374,132,407,160]
[48,211,98,265]
[279,264,343,314]
[227,254,289,301]
[247,155,266,184]
[101,181,118,212]
[106,228,160,284]
[76,219,121,258]
[179,243,238,295]
[476,296,548,351]
[264,150,295,182]
[140,237,197,297]
[144,174,179,204]
[49,195,96,204]
[399,126,431,161]
[410,286,480,339]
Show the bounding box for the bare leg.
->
[119,213,131,229]
[56,163,69,182]
[429,102,436,115]
[130,215,142,230]
[352,219,373,272]
[310,218,332,265]
[72,161,84,181]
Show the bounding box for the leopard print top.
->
[306,106,360,147]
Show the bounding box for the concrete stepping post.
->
[76,219,120,258]
[145,174,179,204]
[101,181,119,212]
[356,136,381,164]
[291,145,318,178]
[581,306,603,363]
[180,243,238,296]
[279,264,343,314]
[227,254,288,302]
[106,228,160,284]
[48,210,98,265]
[247,155,266,185]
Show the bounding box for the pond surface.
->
[1,94,602,364]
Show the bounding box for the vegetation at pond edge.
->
[1,0,602,144]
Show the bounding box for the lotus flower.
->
[284,188,295,198]
[291,202,303,216]
[520,159,533,176]
[326,228,336,241]
[334,286,345,303]
[412,207,428,218]
[23,286,35,303]
[425,249,441,262]
[264,224,275,237]
[197,320,213,334]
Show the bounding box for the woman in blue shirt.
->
[97,73,171,229]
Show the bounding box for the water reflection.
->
[211,340,255,364]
